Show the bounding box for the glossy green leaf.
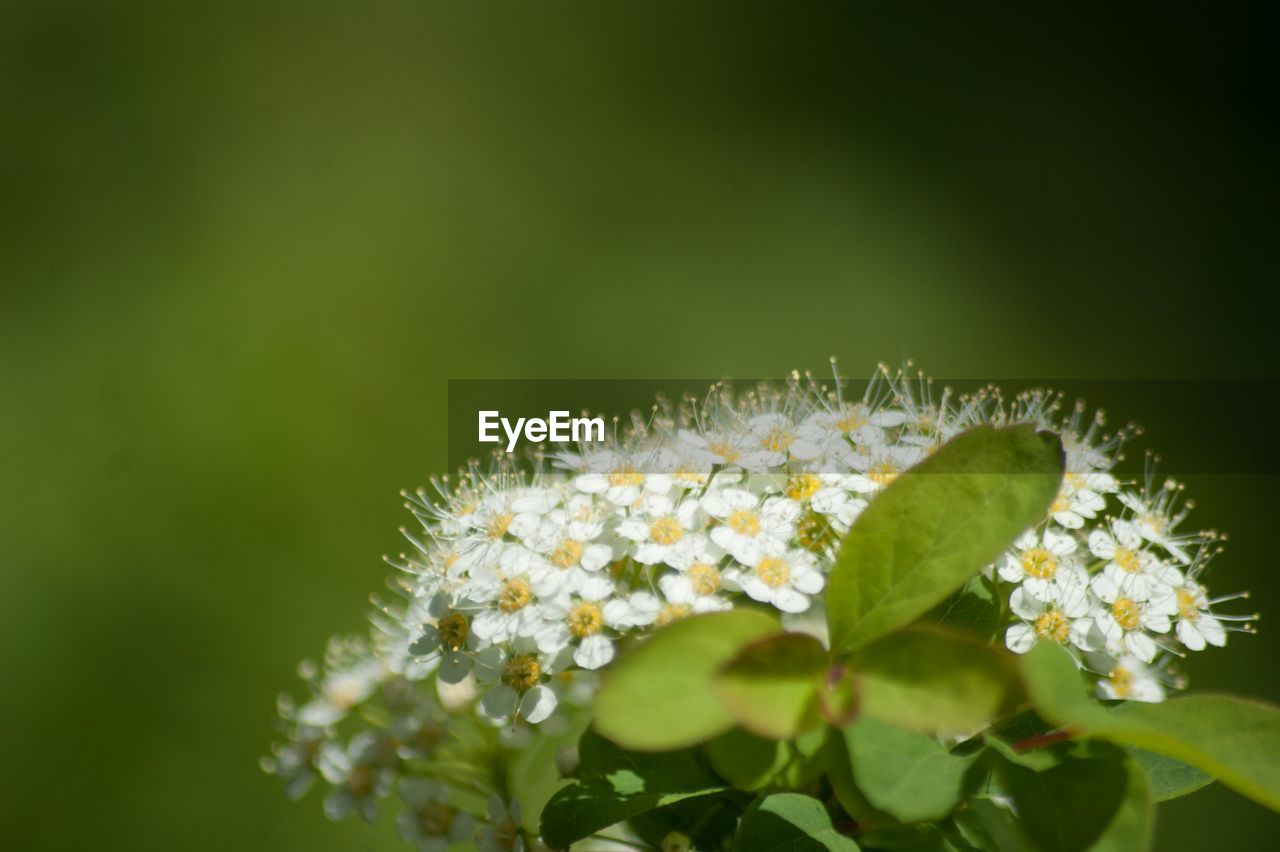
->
[1128,748,1212,802]
[1090,754,1154,852]
[629,797,742,852]
[853,626,1023,735]
[594,609,780,750]
[994,744,1151,852]
[708,727,829,792]
[1021,643,1280,812]
[828,424,1063,655]
[997,754,1127,852]
[734,793,860,852]
[950,798,1035,852]
[828,733,901,832]
[927,575,1003,642]
[540,731,727,849]
[842,717,979,823]
[715,632,829,740]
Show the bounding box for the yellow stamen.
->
[607,468,644,488]
[1177,589,1201,623]
[656,603,691,626]
[1033,610,1070,643]
[1112,597,1141,631]
[756,556,791,589]
[787,474,821,501]
[437,612,469,651]
[650,517,683,546]
[688,563,721,596]
[727,509,761,537]
[1021,547,1057,580]
[1115,548,1143,574]
[503,654,542,692]
[550,539,583,569]
[761,427,794,453]
[487,513,513,539]
[1108,665,1133,699]
[498,578,533,613]
[568,602,603,638]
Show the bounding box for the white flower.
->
[1048,472,1110,529]
[397,779,474,852]
[467,556,553,646]
[318,731,394,822]
[535,584,659,670]
[1092,584,1177,663]
[1005,582,1096,654]
[1088,520,1182,603]
[677,427,753,467]
[846,442,926,494]
[517,495,614,593]
[574,451,671,506]
[261,730,324,800]
[1117,490,1194,565]
[1173,581,1228,651]
[473,641,569,725]
[702,489,798,564]
[737,412,820,469]
[723,546,824,613]
[296,658,383,727]
[617,494,703,566]
[659,536,732,615]
[998,527,1081,603]
[410,594,478,684]
[796,401,908,451]
[1097,655,1166,703]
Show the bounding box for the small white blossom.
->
[723,546,824,613]
[702,489,798,564]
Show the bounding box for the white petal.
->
[1006,624,1036,654]
[771,588,810,613]
[439,651,472,684]
[519,685,558,723]
[791,569,824,595]
[480,685,519,719]
[574,635,615,670]
[1197,615,1225,647]
[1177,619,1206,651]
[1126,632,1158,663]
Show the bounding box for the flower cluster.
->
[265,364,1256,848]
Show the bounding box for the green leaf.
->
[714,632,829,740]
[1090,753,1154,852]
[842,717,979,823]
[1021,643,1280,812]
[853,626,1023,735]
[927,575,1003,642]
[996,754,1128,852]
[594,609,781,751]
[1128,748,1212,802]
[629,797,743,852]
[708,727,830,792]
[950,798,1035,852]
[993,744,1152,852]
[735,793,860,852]
[828,733,901,832]
[827,424,1063,655]
[540,731,727,849]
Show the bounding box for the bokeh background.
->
[3,2,1278,849]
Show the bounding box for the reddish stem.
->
[1011,728,1077,752]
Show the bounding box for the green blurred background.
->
[3,2,1277,849]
